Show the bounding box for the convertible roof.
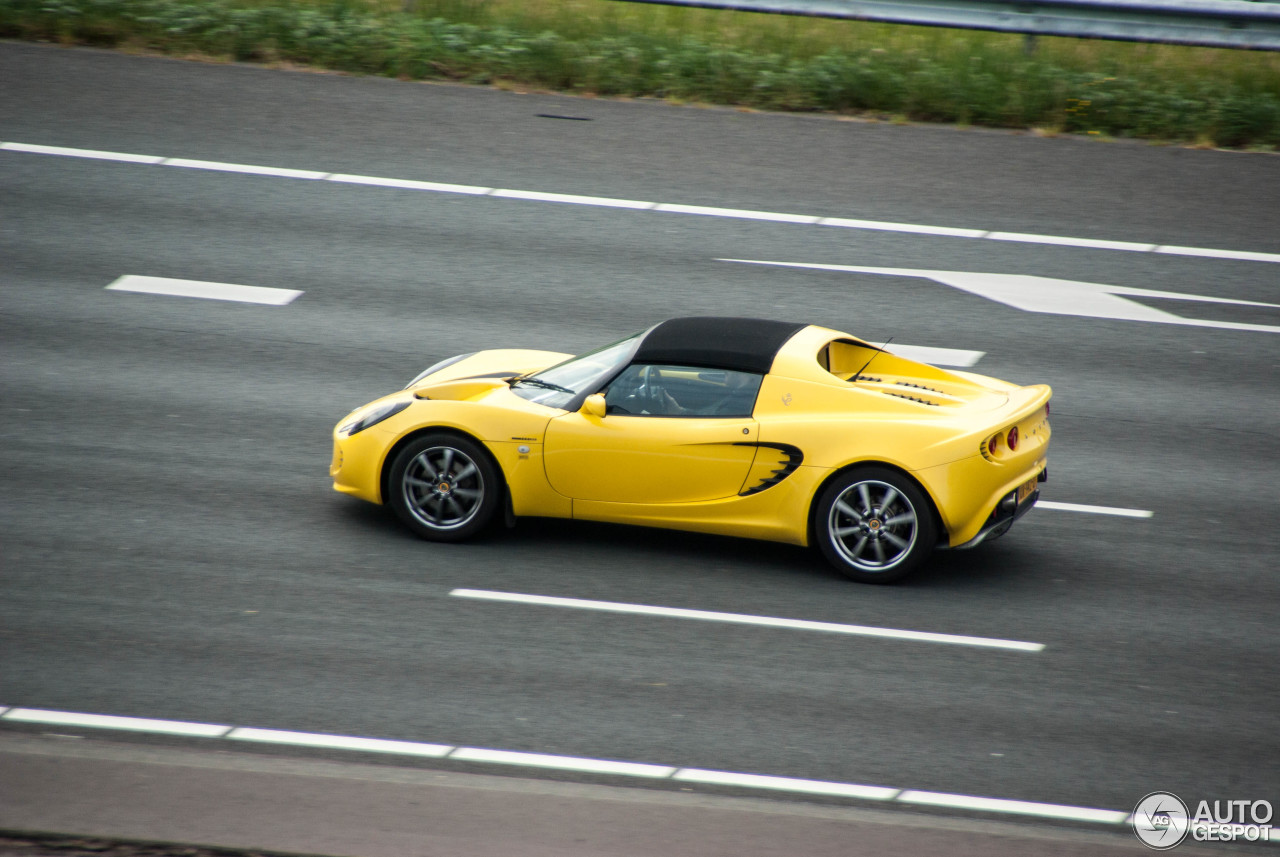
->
[633,317,808,375]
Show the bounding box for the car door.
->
[542,364,762,504]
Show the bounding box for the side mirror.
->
[581,393,607,419]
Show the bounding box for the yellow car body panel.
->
[332,319,1052,574]
[544,411,759,503]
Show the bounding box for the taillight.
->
[1007,426,1020,451]
[988,433,1000,453]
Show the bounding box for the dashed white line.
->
[5,141,1278,264]
[1036,501,1154,518]
[3,707,231,737]
[106,275,303,305]
[0,705,1136,826]
[449,589,1045,652]
[228,727,452,757]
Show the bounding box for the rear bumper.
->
[947,469,1045,550]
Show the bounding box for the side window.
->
[604,365,762,417]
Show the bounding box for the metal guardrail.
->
[606,0,1280,50]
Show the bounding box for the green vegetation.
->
[3,0,1279,149]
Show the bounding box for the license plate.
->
[1017,475,1039,504]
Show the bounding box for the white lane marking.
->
[161,158,328,180]
[449,748,676,778]
[720,259,1280,334]
[818,216,986,238]
[1156,245,1280,263]
[877,344,985,367]
[674,769,898,800]
[986,232,1157,252]
[2,707,231,737]
[491,189,655,209]
[228,727,453,757]
[655,203,820,223]
[898,790,1131,824]
[5,141,1278,265]
[1,141,165,163]
[1036,501,1154,518]
[106,275,302,306]
[0,705,1133,824]
[328,173,490,195]
[449,589,1044,652]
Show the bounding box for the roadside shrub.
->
[1,0,1276,149]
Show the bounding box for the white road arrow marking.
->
[720,259,1280,334]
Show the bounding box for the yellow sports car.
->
[332,317,1050,582]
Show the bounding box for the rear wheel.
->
[815,467,936,583]
[388,433,501,542]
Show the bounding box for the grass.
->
[2,0,1278,149]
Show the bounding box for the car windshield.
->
[509,334,640,410]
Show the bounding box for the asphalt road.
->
[2,41,1278,851]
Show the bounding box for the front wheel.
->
[814,467,936,583]
[388,433,501,542]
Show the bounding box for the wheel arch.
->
[379,425,509,509]
[807,460,947,548]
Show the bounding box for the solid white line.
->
[4,140,1278,264]
[1,141,164,163]
[1155,245,1280,263]
[449,747,676,778]
[106,275,303,306]
[654,203,820,223]
[818,217,986,238]
[898,790,1131,824]
[228,727,452,756]
[449,589,1044,652]
[2,707,231,737]
[674,769,898,800]
[1036,501,1153,518]
[161,157,328,179]
[327,173,491,195]
[491,189,655,209]
[986,232,1157,252]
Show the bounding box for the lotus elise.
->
[331,317,1050,582]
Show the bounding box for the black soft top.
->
[633,317,807,375]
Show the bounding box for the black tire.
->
[387,433,502,543]
[814,466,937,583]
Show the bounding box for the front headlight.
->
[406,352,476,388]
[340,400,410,436]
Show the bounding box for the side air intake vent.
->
[737,443,804,496]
